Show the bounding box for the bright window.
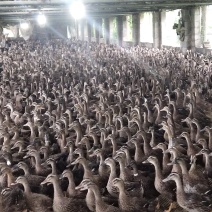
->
[140,12,153,43]
[162,9,181,47]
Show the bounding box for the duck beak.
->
[59,174,63,180]
[162,178,169,183]
[66,163,72,168]
[40,180,47,185]
[75,184,83,190]
[167,162,174,166]
[164,149,169,154]
[10,182,17,186]
[79,186,87,191]
[195,152,201,156]
[23,155,30,159]
[142,159,149,164]
[11,146,17,150]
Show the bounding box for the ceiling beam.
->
[0,0,212,6]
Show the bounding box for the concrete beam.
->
[1,0,212,6]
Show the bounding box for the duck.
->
[79,180,122,212]
[163,172,212,212]
[41,174,89,212]
[13,176,53,212]
[112,177,146,211]
[60,169,85,198]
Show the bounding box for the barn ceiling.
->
[0,0,212,24]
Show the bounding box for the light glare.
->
[20,22,29,30]
[37,13,47,26]
[70,1,86,20]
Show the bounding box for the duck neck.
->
[28,123,36,141]
[175,91,181,107]
[144,103,153,123]
[183,93,187,107]
[51,162,57,175]
[150,129,156,147]
[67,146,74,163]
[184,135,194,154]
[117,184,126,197]
[207,129,212,150]
[3,134,10,146]
[108,163,117,183]
[74,125,83,146]
[153,161,163,183]
[125,129,132,141]
[67,175,76,193]
[22,166,30,175]
[162,151,169,170]
[81,161,93,179]
[124,150,131,166]
[84,140,92,152]
[43,149,49,161]
[33,154,42,173]
[155,106,161,124]
[98,154,105,166]
[174,177,186,199]
[67,111,73,125]
[134,119,142,131]
[179,162,188,176]
[90,133,99,147]
[12,131,19,140]
[141,133,152,155]
[100,131,107,145]
[6,171,15,187]
[171,102,178,121]
[22,181,32,195]
[118,160,127,180]
[59,132,66,153]
[52,178,64,200]
[188,104,194,119]
[193,122,201,142]
[91,187,106,210]
[110,138,118,157]
[134,141,144,162]
[203,153,211,170]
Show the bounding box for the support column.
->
[75,21,79,39]
[95,18,101,43]
[87,21,92,42]
[80,20,85,41]
[153,11,162,48]
[201,6,207,43]
[132,13,140,46]
[117,16,123,46]
[181,8,193,52]
[193,6,202,49]
[104,18,110,44]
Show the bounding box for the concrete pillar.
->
[132,13,140,46]
[87,21,92,42]
[80,20,85,41]
[193,6,202,49]
[75,21,79,39]
[181,8,193,51]
[153,11,162,48]
[117,16,123,46]
[201,6,207,42]
[104,18,110,44]
[95,18,102,43]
